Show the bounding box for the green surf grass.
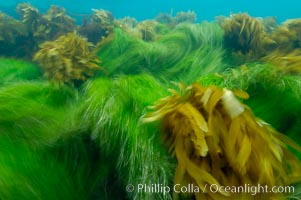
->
[0,58,42,86]
[0,80,97,199]
[0,17,300,199]
[0,81,77,147]
[80,74,175,199]
[97,22,225,83]
[0,136,84,200]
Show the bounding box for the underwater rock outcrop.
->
[155,13,175,25]
[78,9,114,44]
[42,6,77,38]
[117,16,138,29]
[155,11,197,26]
[262,16,278,33]
[0,12,27,44]
[0,12,28,57]
[270,18,301,52]
[16,3,77,56]
[136,20,158,41]
[17,3,41,31]
[257,19,301,74]
[175,10,197,24]
[33,32,102,86]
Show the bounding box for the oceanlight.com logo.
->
[208,184,294,195]
[125,183,295,196]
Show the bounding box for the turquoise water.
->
[1,0,300,22]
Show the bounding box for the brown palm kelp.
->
[34,32,102,86]
[143,82,301,200]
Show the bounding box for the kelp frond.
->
[222,13,264,53]
[34,32,103,86]
[262,49,301,74]
[270,18,301,52]
[199,63,301,147]
[143,82,301,199]
[17,3,40,25]
[221,13,275,61]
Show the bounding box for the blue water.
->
[1,0,300,22]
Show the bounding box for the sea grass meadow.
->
[0,1,301,200]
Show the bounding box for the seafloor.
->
[0,3,301,200]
